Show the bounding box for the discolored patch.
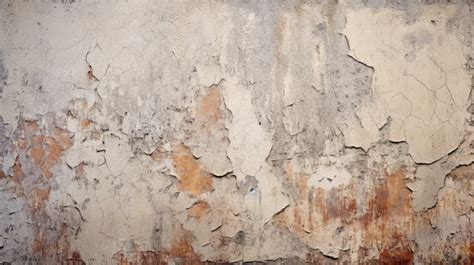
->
[30,188,51,216]
[66,251,86,265]
[187,200,210,220]
[161,239,202,264]
[361,169,414,263]
[172,144,213,196]
[80,118,93,129]
[197,83,223,124]
[379,244,414,265]
[469,242,474,265]
[139,251,161,265]
[112,238,202,265]
[313,186,357,225]
[446,163,473,191]
[7,119,73,259]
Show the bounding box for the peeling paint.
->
[0,1,472,264]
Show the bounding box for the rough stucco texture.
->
[0,0,473,264]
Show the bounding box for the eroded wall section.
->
[0,0,472,264]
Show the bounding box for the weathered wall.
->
[0,0,473,264]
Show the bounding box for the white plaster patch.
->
[103,135,131,177]
[223,76,272,181]
[343,7,470,163]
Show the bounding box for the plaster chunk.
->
[223,76,272,181]
[344,6,470,163]
[64,143,105,168]
[251,164,289,225]
[186,82,233,176]
[103,135,131,177]
[407,140,473,211]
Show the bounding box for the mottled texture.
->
[0,0,472,264]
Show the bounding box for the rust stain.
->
[164,239,201,262]
[7,119,74,259]
[469,242,474,265]
[51,128,72,149]
[40,136,64,178]
[171,144,213,196]
[30,135,45,165]
[138,251,161,265]
[313,185,357,225]
[32,228,46,254]
[286,161,309,201]
[133,239,204,265]
[446,163,473,192]
[292,206,307,235]
[150,238,202,265]
[30,188,51,216]
[418,163,473,263]
[112,238,202,265]
[112,251,130,265]
[276,161,359,235]
[273,161,310,235]
[187,200,210,220]
[379,244,414,265]
[11,157,26,195]
[363,169,412,229]
[276,165,417,263]
[361,169,414,263]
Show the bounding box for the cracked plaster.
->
[0,0,472,264]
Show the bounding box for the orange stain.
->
[171,144,213,196]
[187,200,210,220]
[198,84,223,123]
[80,119,92,129]
[8,119,73,258]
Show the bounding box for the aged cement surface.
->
[0,0,473,264]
